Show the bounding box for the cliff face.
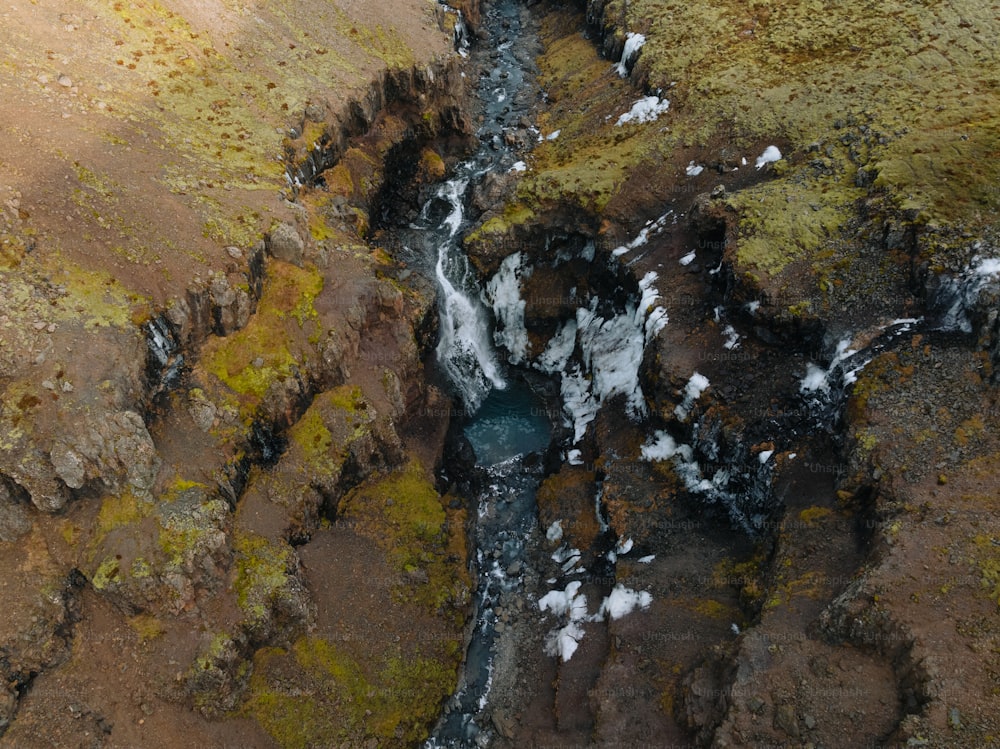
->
[459,1,1000,747]
[0,1,480,746]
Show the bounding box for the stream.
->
[404,1,553,744]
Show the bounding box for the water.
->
[463,380,551,465]
[417,1,551,744]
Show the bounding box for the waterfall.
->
[427,176,507,413]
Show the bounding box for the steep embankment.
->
[463,1,1000,747]
[0,1,482,746]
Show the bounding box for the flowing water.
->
[408,1,552,744]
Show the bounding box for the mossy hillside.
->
[84,481,230,611]
[339,460,470,620]
[600,0,1000,265]
[199,260,324,416]
[286,385,370,482]
[232,531,308,639]
[244,634,455,748]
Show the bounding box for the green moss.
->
[340,460,469,618]
[95,490,154,539]
[233,531,295,625]
[244,635,457,748]
[91,556,122,591]
[128,613,165,642]
[201,261,323,407]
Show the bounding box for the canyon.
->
[1,1,999,748]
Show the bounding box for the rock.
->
[0,479,32,542]
[803,713,816,730]
[57,74,73,88]
[49,443,86,489]
[491,708,517,739]
[267,222,304,266]
[774,703,800,737]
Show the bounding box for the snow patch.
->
[616,95,670,126]
[674,372,710,420]
[755,145,782,169]
[486,252,531,365]
[509,160,527,173]
[599,585,653,620]
[680,250,697,266]
[686,162,704,177]
[546,520,563,543]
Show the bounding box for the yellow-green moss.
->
[340,460,469,618]
[201,261,323,407]
[128,613,166,642]
[233,532,295,624]
[95,490,154,539]
[244,635,456,748]
[91,556,122,591]
[798,506,834,526]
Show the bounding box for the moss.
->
[201,261,323,408]
[128,613,165,642]
[95,489,154,539]
[91,556,122,591]
[418,147,446,182]
[233,531,296,625]
[339,460,469,619]
[244,635,456,748]
[798,506,834,526]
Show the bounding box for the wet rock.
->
[267,222,304,266]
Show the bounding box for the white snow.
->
[746,300,760,315]
[755,145,782,169]
[536,319,578,374]
[614,32,646,77]
[567,449,584,466]
[546,129,561,140]
[610,211,673,257]
[799,337,857,395]
[616,95,670,127]
[974,257,1000,276]
[722,324,741,350]
[758,450,774,464]
[675,372,710,420]
[561,364,599,443]
[599,585,653,620]
[686,162,704,177]
[641,430,693,462]
[638,554,656,564]
[616,537,634,555]
[509,160,527,173]
[486,252,531,365]
[546,520,563,543]
[680,250,697,266]
[539,581,589,661]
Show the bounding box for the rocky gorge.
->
[1,0,999,748]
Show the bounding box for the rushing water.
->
[412,1,551,745]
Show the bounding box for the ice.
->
[561,364,599,443]
[614,32,646,77]
[974,257,1000,275]
[746,300,760,315]
[539,581,590,661]
[758,450,774,464]
[567,449,584,466]
[536,319,577,373]
[546,129,561,140]
[616,95,670,126]
[641,431,679,461]
[685,162,704,176]
[509,160,527,173]
[546,520,563,542]
[755,145,782,169]
[599,585,653,620]
[611,211,673,257]
[638,554,656,564]
[675,372,710,420]
[486,252,530,365]
[616,537,634,555]
[722,324,741,350]
[680,250,697,266]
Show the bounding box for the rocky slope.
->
[0,0,482,746]
[457,1,1000,747]
[2,0,1000,747]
